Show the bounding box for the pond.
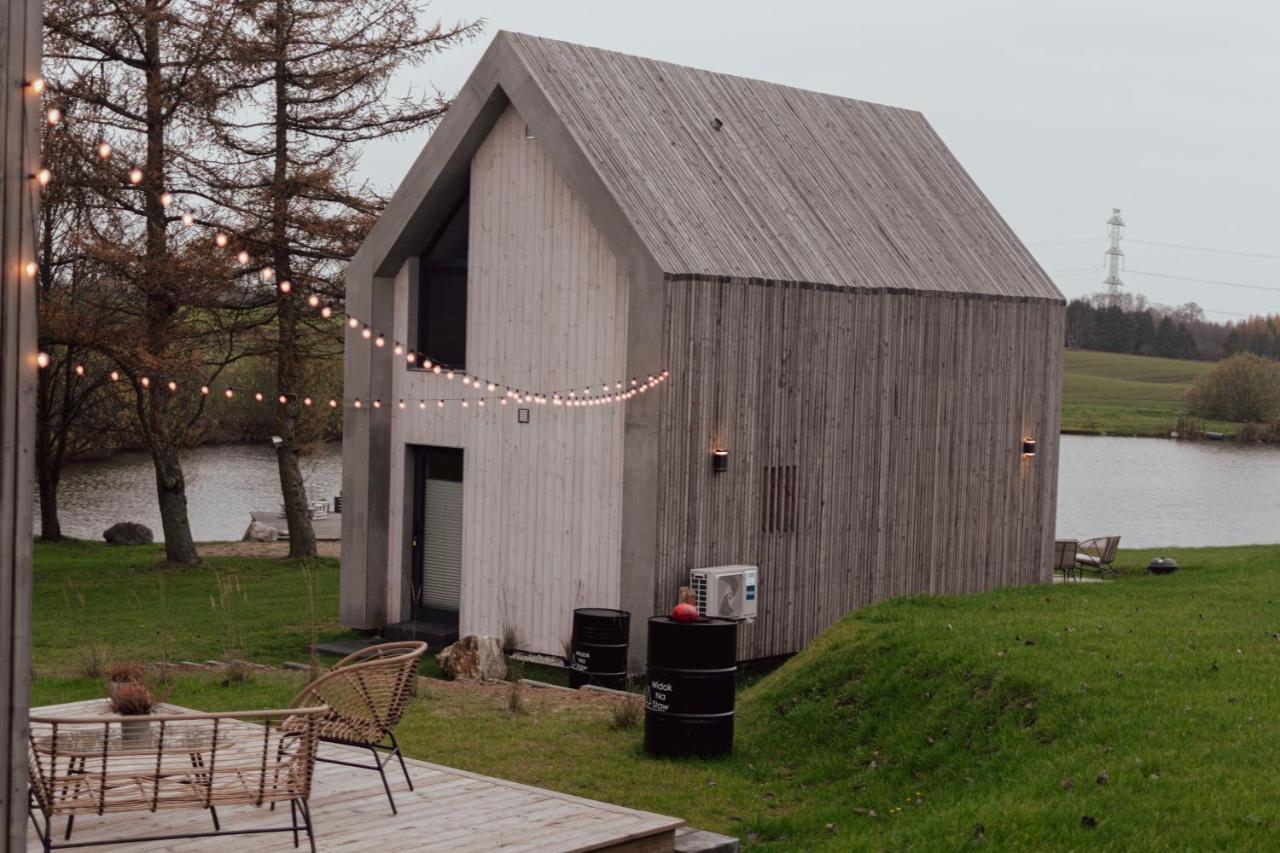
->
[41,435,1280,548]
[43,443,343,543]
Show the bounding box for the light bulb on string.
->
[303,397,312,406]
[398,400,406,410]
[321,306,332,319]
[140,377,150,388]
[374,335,385,348]
[35,352,49,369]
[46,107,61,125]
[437,400,444,408]
[278,395,288,405]
[109,371,119,382]
[160,192,172,208]
[461,400,469,408]
[214,233,228,247]
[487,382,496,391]
[478,399,486,407]
[361,326,372,340]
[128,168,143,185]
[432,365,441,375]
[307,294,320,308]
[328,399,337,408]
[225,388,234,399]
[261,267,274,282]
[28,78,44,94]
[353,399,362,409]
[393,343,403,356]
[181,212,194,226]
[418,401,426,410]
[372,399,382,409]
[97,142,111,159]
[278,280,290,293]
[237,250,249,265]
[446,371,454,380]
[35,168,51,186]
[254,391,263,402]
[24,262,36,276]
[200,385,209,395]
[167,380,177,392]
[347,317,359,329]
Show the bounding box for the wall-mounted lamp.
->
[1022,437,1037,458]
[712,448,730,474]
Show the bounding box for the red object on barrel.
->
[671,602,699,622]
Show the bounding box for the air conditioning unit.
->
[690,565,758,622]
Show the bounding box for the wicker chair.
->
[27,706,327,852]
[1054,538,1079,582]
[1076,535,1121,577]
[285,641,427,814]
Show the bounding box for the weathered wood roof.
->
[353,32,1062,302]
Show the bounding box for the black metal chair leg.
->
[209,804,220,831]
[29,799,52,853]
[373,746,398,814]
[301,800,317,853]
[389,732,414,790]
[291,799,300,848]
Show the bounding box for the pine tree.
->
[201,0,480,556]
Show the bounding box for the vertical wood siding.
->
[385,104,631,656]
[1,0,40,845]
[656,277,1064,661]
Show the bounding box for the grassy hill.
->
[29,542,1280,849]
[1061,350,1237,437]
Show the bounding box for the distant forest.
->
[1065,293,1272,362]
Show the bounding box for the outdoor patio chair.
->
[1076,535,1121,577]
[284,640,428,814]
[27,705,328,852]
[1053,538,1079,582]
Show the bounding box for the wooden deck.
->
[27,700,683,851]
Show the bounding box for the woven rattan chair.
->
[1054,538,1079,582]
[285,641,427,814]
[1076,535,1121,577]
[28,706,327,852]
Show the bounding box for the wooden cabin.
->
[341,32,1065,669]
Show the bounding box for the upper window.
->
[415,194,469,369]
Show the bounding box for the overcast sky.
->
[358,0,1280,320]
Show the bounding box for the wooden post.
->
[1,0,40,847]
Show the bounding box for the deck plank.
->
[26,700,682,851]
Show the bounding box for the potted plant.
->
[105,660,145,702]
[109,681,157,745]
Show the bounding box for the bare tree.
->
[43,0,266,562]
[201,0,480,556]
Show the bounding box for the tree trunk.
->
[152,444,198,563]
[36,465,61,541]
[271,3,317,558]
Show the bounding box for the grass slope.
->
[30,542,1280,849]
[1061,350,1237,437]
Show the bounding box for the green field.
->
[1061,350,1237,437]
[29,541,1280,850]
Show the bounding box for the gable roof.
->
[352,32,1062,302]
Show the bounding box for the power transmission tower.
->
[1103,208,1125,306]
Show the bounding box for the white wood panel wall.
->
[384,104,631,656]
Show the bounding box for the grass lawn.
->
[30,540,1280,849]
[1061,350,1237,438]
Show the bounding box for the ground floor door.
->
[411,446,463,620]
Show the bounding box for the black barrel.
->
[644,616,738,758]
[568,608,630,690]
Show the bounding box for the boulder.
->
[242,521,279,542]
[436,635,507,682]
[103,522,153,545]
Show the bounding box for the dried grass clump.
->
[610,695,644,730]
[109,681,157,716]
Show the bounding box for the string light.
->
[347,317,359,329]
[236,250,249,265]
[74,364,85,376]
[353,399,362,409]
[307,294,320,307]
[261,267,274,282]
[374,335,385,348]
[254,391,264,402]
[128,168,143,185]
[200,385,209,395]
[97,142,111,159]
[35,168,51,185]
[321,306,332,319]
[166,380,177,392]
[361,326,371,340]
[36,352,49,368]
[328,399,337,408]
[214,232,228,247]
[28,78,44,94]
[277,279,289,293]
[160,192,172,208]
[110,371,119,382]
[225,388,234,399]
[278,394,288,404]
[46,107,61,125]
[181,212,195,226]
[303,397,312,406]
[139,377,150,388]
[23,262,36,276]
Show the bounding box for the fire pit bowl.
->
[1147,557,1178,575]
